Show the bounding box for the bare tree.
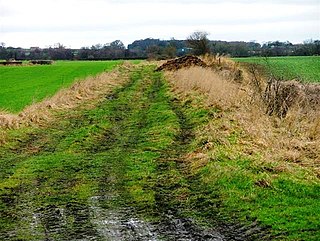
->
[53,43,66,49]
[186,31,210,56]
[110,40,125,49]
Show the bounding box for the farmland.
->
[0,61,122,113]
[234,56,320,83]
[0,58,319,240]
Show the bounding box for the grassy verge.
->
[0,60,122,112]
[166,67,320,240]
[234,56,320,83]
[187,148,320,240]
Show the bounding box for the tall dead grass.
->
[165,56,320,177]
[0,63,131,132]
[166,66,246,110]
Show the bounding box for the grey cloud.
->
[112,0,319,4]
[1,0,318,47]
[78,0,320,4]
[2,12,318,34]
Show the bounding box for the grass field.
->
[0,61,122,113]
[234,56,320,83]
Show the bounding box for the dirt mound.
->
[156,55,208,71]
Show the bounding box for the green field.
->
[0,61,122,113]
[234,56,320,83]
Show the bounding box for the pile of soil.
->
[156,55,208,71]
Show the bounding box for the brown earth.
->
[155,55,208,71]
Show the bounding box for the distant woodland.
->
[0,38,319,61]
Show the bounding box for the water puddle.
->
[26,194,225,240]
[30,202,99,240]
[155,214,224,241]
[89,195,224,241]
[89,195,159,241]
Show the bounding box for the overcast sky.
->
[0,0,319,48]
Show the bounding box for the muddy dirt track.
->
[0,66,269,240]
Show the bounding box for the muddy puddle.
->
[24,194,224,241]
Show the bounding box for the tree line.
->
[0,33,319,61]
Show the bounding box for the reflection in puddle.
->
[26,194,224,240]
[29,195,159,240]
[90,195,159,241]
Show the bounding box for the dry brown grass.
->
[0,63,132,132]
[165,56,320,177]
[166,66,246,111]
